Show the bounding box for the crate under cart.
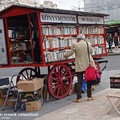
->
[110,74,120,89]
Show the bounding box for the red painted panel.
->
[0,7,38,17]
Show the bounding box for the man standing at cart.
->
[64,34,96,102]
[32,28,42,63]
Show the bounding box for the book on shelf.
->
[79,26,104,34]
[44,50,66,62]
[44,51,57,62]
[43,38,50,49]
[12,53,32,63]
[59,37,69,48]
[11,42,27,51]
[69,37,77,46]
[50,38,59,48]
[20,42,27,50]
[42,26,46,35]
[99,36,104,44]
[53,27,61,35]
[59,38,65,48]
[56,51,65,61]
[25,54,32,62]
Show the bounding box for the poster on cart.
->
[0,19,8,65]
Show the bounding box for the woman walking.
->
[113,32,119,52]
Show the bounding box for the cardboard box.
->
[17,78,44,92]
[0,91,6,98]
[26,101,42,112]
[0,98,4,106]
[0,98,15,106]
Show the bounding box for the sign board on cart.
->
[78,16,104,24]
[40,12,77,23]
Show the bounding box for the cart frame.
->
[0,5,109,99]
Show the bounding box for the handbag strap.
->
[86,42,90,65]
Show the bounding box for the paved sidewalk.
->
[108,48,120,56]
[35,88,120,120]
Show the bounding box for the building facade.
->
[84,0,120,20]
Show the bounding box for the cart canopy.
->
[0,4,109,18]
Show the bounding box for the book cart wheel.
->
[47,64,73,99]
[16,67,36,83]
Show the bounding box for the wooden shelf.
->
[9,38,29,41]
[92,53,108,58]
[85,34,104,36]
[92,44,105,47]
[41,23,77,25]
[11,50,31,53]
[45,59,75,64]
[43,34,77,38]
[44,46,70,51]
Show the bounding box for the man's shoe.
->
[87,97,94,101]
[73,99,81,103]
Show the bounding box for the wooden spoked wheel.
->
[48,64,73,99]
[16,67,36,83]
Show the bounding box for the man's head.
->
[76,34,86,42]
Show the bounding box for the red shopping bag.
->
[85,65,96,81]
[85,65,101,85]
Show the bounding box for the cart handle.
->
[96,60,108,64]
[96,60,108,72]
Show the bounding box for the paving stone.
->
[34,88,120,120]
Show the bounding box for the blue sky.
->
[35,0,84,10]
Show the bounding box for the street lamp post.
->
[78,0,84,11]
[78,1,80,10]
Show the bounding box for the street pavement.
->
[107,48,120,56]
[35,88,120,120]
[1,69,120,120]
[34,51,120,120]
[0,50,120,120]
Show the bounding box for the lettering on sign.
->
[40,13,77,23]
[78,16,104,24]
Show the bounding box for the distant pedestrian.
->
[106,33,113,53]
[113,32,119,52]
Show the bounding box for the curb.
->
[108,53,120,56]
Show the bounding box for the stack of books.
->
[79,26,104,34]
[42,25,77,35]
[43,37,77,49]
[44,50,75,63]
